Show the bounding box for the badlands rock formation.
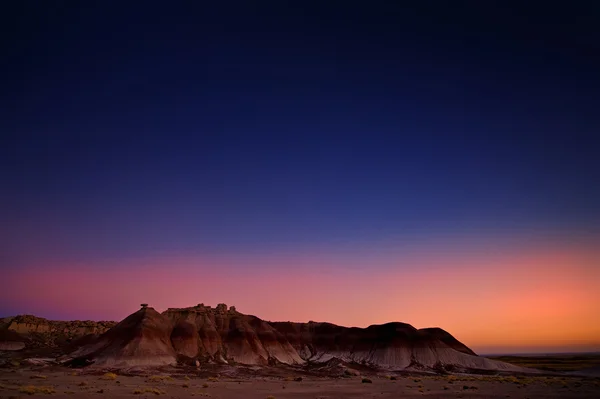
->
[65,307,176,368]
[271,321,518,372]
[53,304,528,372]
[165,304,303,365]
[0,315,115,351]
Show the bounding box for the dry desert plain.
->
[1,362,599,399]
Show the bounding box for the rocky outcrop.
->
[0,342,25,351]
[0,315,115,351]
[162,304,303,365]
[1,315,115,349]
[6,315,115,336]
[0,329,26,351]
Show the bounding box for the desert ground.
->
[487,354,600,374]
[1,361,599,399]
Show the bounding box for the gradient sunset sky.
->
[1,1,599,355]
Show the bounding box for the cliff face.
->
[163,304,303,365]
[6,315,115,336]
[0,315,116,350]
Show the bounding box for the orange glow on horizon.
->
[3,240,599,354]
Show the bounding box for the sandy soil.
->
[1,369,599,399]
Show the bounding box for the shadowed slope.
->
[64,307,176,367]
[270,321,525,372]
[419,327,477,356]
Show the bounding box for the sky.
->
[1,1,599,354]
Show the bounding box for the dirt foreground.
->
[1,368,599,399]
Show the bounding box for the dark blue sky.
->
[2,1,599,266]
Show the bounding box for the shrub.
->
[101,372,117,380]
[19,385,56,395]
[202,383,209,388]
[147,375,173,383]
[133,387,166,395]
[207,377,218,382]
[20,386,36,395]
[30,375,47,379]
[361,378,372,383]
